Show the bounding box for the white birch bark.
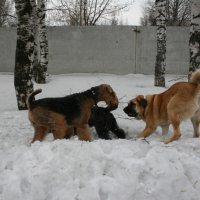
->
[30,0,39,75]
[14,0,34,110]
[36,0,48,83]
[188,0,200,80]
[154,0,166,87]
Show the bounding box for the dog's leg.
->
[161,125,169,141]
[95,125,111,140]
[110,120,125,139]
[137,125,156,139]
[162,125,169,135]
[191,117,200,138]
[112,128,126,139]
[64,127,74,139]
[31,126,49,143]
[165,114,181,144]
[76,124,92,141]
[52,127,67,140]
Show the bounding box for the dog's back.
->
[89,106,125,139]
[150,70,200,121]
[27,89,96,125]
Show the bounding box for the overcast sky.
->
[47,0,148,26]
[120,0,147,25]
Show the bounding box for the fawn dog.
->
[124,70,200,144]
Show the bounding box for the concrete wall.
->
[135,26,190,74]
[0,28,17,72]
[0,26,190,74]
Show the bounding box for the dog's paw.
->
[136,133,146,139]
[137,136,145,140]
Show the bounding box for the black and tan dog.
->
[124,70,200,144]
[88,106,126,140]
[27,84,118,143]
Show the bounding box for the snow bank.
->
[0,73,200,200]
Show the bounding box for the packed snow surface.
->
[0,73,200,200]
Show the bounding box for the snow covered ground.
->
[0,73,200,200]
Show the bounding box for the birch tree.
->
[14,0,34,110]
[188,0,200,80]
[34,0,48,83]
[30,0,39,79]
[30,0,48,83]
[154,0,166,87]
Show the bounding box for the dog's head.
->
[123,95,147,120]
[98,84,119,111]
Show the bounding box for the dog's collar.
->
[142,98,147,119]
[90,88,96,96]
[90,87,98,104]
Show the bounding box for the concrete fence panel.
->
[0,26,189,75]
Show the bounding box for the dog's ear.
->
[103,84,113,93]
[107,85,113,93]
[139,98,147,108]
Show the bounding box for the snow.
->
[0,73,200,200]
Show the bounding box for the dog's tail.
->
[190,69,200,84]
[27,89,42,110]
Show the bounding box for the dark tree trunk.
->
[188,0,200,80]
[14,0,34,110]
[154,0,166,87]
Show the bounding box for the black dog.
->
[88,106,126,140]
[28,84,118,143]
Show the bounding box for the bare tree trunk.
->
[79,0,83,25]
[30,0,39,80]
[33,0,48,83]
[14,0,34,110]
[188,0,200,80]
[166,0,170,23]
[83,0,88,25]
[154,0,166,87]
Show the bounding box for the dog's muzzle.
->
[123,105,138,118]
